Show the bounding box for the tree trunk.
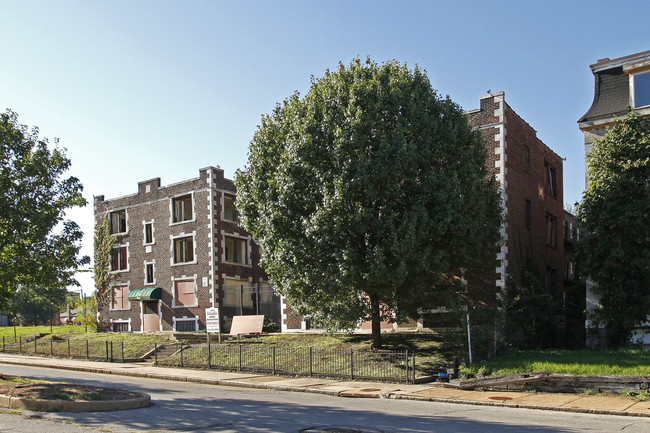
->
[370,293,382,349]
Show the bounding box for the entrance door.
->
[142,301,160,332]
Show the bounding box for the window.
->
[110,210,127,234]
[544,163,557,198]
[172,195,193,223]
[144,222,154,244]
[111,285,129,310]
[525,199,532,230]
[564,220,573,241]
[223,279,253,307]
[111,246,128,271]
[223,195,239,222]
[173,236,194,264]
[112,322,129,332]
[175,319,197,332]
[546,213,557,248]
[633,71,650,108]
[174,280,196,307]
[225,236,248,264]
[145,263,154,284]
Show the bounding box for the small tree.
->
[0,109,89,308]
[236,58,502,348]
[578,114,650,347]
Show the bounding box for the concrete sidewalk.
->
[1,353,649,418]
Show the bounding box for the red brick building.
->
[94,166,278,333]
[466,92,565,304]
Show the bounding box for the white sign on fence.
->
[205,307,220,333]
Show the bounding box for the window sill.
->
[170,219,196,227]
[224,261,251,267]
[171,260,198,266]
[109,307,131,311]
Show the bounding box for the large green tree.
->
[0,109,89,309]
[236,59,502,348]
[578,114,650,347]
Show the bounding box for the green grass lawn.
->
[461,349,650,378]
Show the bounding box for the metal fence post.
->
[105,341,109,362]
[208,341,211,369]
[86,340,89,359]
[67,339,70,359]
[272,346,276,375]
[121,342,124,362]
[350,348,354,380]
[110,341,114,362]
[180,343,184,368]
[19,337,22,354]
[412,351,416,383]
[238,345,242,372]
[154,343,157,365]
[2,335,4,352]
[50,338,53,356]
[405,350,409,383]
[34,337,37,354]
[309,347,313,377]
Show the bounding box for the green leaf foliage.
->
[9,284,68,325]
[93,216,116,310]
[0,109,89,309]
[236,58,502,347]
[578,114,650,347]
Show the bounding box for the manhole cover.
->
[488,396,513,401]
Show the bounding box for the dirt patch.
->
[0,373,142,401]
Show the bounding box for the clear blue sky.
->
[1,0,648,293]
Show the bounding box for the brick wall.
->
[94,166,269,333]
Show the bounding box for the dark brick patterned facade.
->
[94,166,269,333]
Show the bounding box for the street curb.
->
[1,357,649,418]
[0,392,151,412]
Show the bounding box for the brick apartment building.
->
[466,92,565,306]
[578,49,650,346]
[283,92,568,334]
[94,166,278,333]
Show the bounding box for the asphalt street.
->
[1,364,649,433]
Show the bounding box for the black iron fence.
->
[156,343,416,383]
[0,336,417,383]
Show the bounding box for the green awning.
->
[128,287,162,301]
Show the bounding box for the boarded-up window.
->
[111,285,128,310]
[173,236,194,263]
[175,319,196,332]
[110,210,127,234]
[225,236,247,264]
[111,246,128,271]
[174,280,196,306]
[172,195,193,223]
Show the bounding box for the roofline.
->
[591,50,650,73]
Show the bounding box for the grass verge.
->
[460,349,650,378]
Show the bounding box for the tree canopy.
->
[235,58,502,347]
[578,114,650,347]
[0,109,89,309]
